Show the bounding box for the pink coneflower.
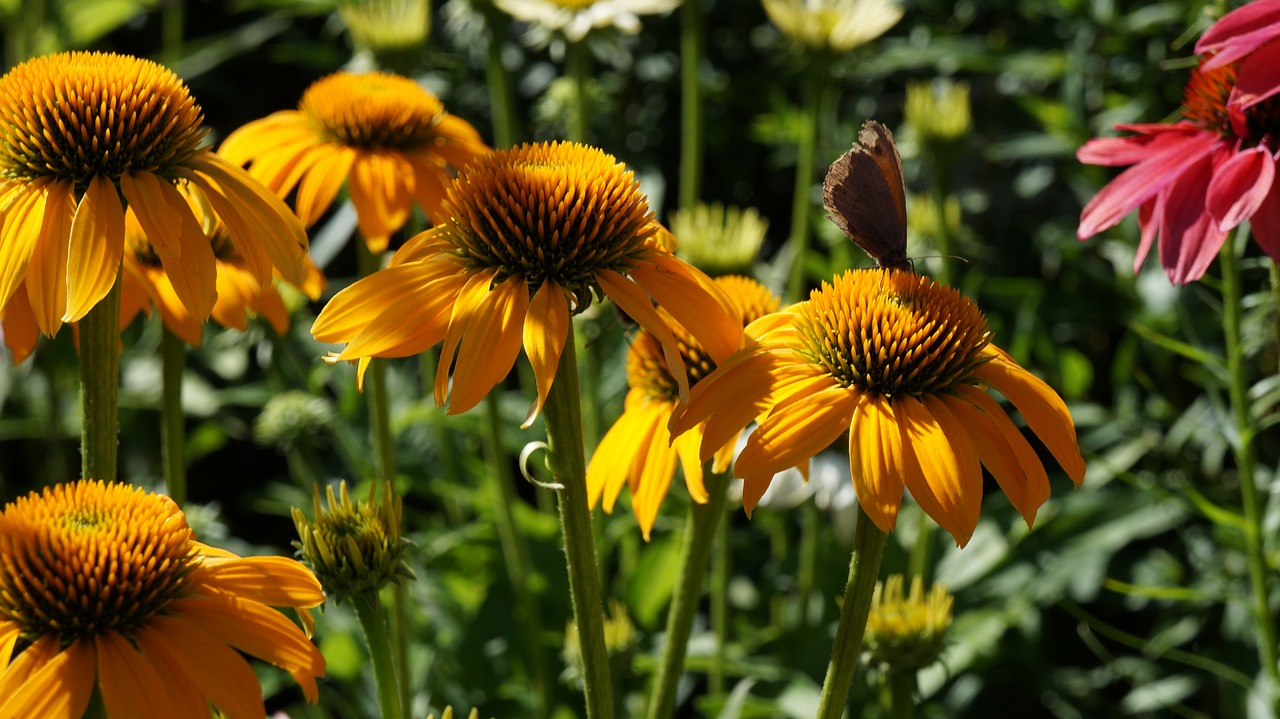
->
[1078,19,1280,285]
[1196,0,1280,110]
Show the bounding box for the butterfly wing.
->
[821,120,909,270]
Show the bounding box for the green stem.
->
[543,324,614,718]
[567,40,591,143]
[906,511,932,583]
[888,669,916,719]
[483,6,518,147]
[353,592,404,719]
[160,0,184,68]
[678,0,704,210]
[80,274,121,482]
[815,504,888,719]
[785,60,827,302]
[417,349,464,524]
[161,327,186,505]
[709,505,729,695]
[1221,229,1280,713]
[645,469,732,719]
[390,584,412,717]
[1269,260,1280,364]
[483,392,552,718]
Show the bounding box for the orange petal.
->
[674,425,710,503]
[0,620,20,669]
[408,153,450,220]
[587,390,654,510]
[348,151,414,253]
[923,394,984,534]
[121,171,218,320]
[895,396,978,547]
[956,387,1053,522]
[521,280,570,428]
[25,179,73,335]
[629,252,742,363]
[312,258,460,343]
[598,268,690,401]
[64,174,125,322]
[736,385,859,479]
[976,353,1087,485]
[447,275,529,415]
[97,631,207,719]
[632,408,681,540]
[848,394,905,535]
[0,636,95,719]
[134,615,268,719]
[195,555,325,607]
[2,285,39,365]
[0,182,50,317]
[434,268,498,406]
[295,146,356,227]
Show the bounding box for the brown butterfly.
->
[822,120,910,271]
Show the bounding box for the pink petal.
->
[1078,131,1220,240]
[1134,198,1159,273]
[1159,147,1229,284]
[1231,40,1280,108]
[1250,181,1280,260]
[1207,146,1276,232]
[1077,123,1203,166]
[1197,0,1280,67]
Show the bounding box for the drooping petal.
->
[134,615,269,719]
[433,268,499,407]
[1133,197,1159,273]
[407,152,450,220]
[194,555,325,607]
[2,283,39,364]
[735,385,859,479]
[521,280,570,428]
[675,425,711,503]
[447,275,529,415]
[1158,146,1229,284]
[0,620,18,669]
[1076,123,1203,166]
[848,394,905,534]
[895,395,978,547]
[294,146,356,227]
[313,257,461,342]
[1206,146,1276,233]
[953,387,1053,524]
[1233,40,1280,109]
[632,408,681,540]
[97,630,206,719]
[587,390,655,510]
[1250,179,1280,260]
[64,174,125,322]
[169,595,325,703]
[0,637,95,719]
[348,151,415,253]
[922,394,984,534]
[598,268,690,400]
[0,182,50,316]
[26,180,73,335]
[628,252,742,363]
[976,351,1087,485]
[1077,131,1219,241]
[1197,1,1280,68]
[121,171,218,319]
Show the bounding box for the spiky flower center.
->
[628,275,780,402]
[0,51,207,188]
[437,142,656,304]
[293,482,409,601]
[796,270,990,397]
[301,71,445,150]
[0,481,197,646]
[1184,59,1280,143]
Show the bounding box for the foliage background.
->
[2,0,1278,717]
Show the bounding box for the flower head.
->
[494,0,680,42]
[1195,0,1280,111]
[1079,24,1280,284]
[340,0,432,57]
[671,269,1086,547]
[587,275,780,538]
[220,71,489,253]
[864,574,952,671]
[0,51,310,337]
[0,480,326,719]
[905,79,971,143]
[292,482,414,603]
[762,0,902,54]
[668,203,769,276]
[312,141,743,425]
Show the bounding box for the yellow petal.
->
[597,268,690,401]
[956,387,1053,522]
[25,179,73,335]
[295,146,356,227]
[736,385,859,478]
[64,174,125,322]
[632,409,681,540]
[923,394,984,534]
[348,151,415,252]
[521,280,570,428]
[135,615,269,719]
[121,171,218,320]
[629,252,743,363]
[0,636,94,719]
[2,283,40,365]
[674,426,710,503]
[0,620,20,670]
[97,631,206,719]
[434,268,499,407]
[587,394,650,510]
[313,258,459,342]
[976,352,1086,485]
[848,394,905,535]
[895,396,977,547]
[447,276,529,415]
[195,555,325,607]
[0,182,49,318]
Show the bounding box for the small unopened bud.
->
[864,574,952,671]
[292,481,414,604]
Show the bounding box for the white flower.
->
[494,0,680,41]
[762,0,902,53]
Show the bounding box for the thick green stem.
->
[888,669,916,719]
[678,0,704,210]
[543,324,614,718]
[645,469,732,719]
[483,393,552,718]
[1221,230,1280,712]
[80,275,121,482]
[353,592,404,719]
[161,327,187,505]
[709,506,729,695]
[815,504,888,719]
[785,62,827,302]
[567,41,590,143]
[483,6,518,147]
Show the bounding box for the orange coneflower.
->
[220,70,490,253]
[312,141,743,425]
[0,51,310,337]
[671,269,1086,547]
[587,275,780,538]
[0,480,326,719]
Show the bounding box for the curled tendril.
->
[518,441,564,491]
